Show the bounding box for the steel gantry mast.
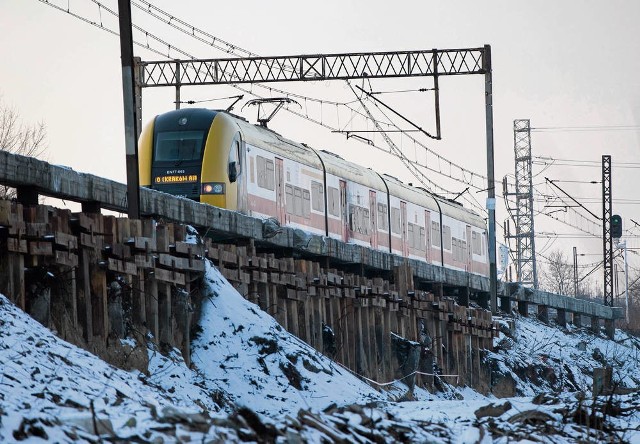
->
[134,46,499,312]
[602,155,613,306]
[512,120,538,288]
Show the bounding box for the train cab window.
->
[228,137,242,183]
[154,131,205,162]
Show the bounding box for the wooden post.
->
[537,305,549,324]
[276,284,288,329]
[90,246,108,342]
[373,306,384,383]
[0,202,26,310]
[518,300,528,317]
[573,312,582,327]
[78,248,94,343]
[557,308,567,328]
[145,273,159,340]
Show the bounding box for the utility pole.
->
[484,45,498,313]
[573,246,578,297]
[117,0,140,219]
[620,241,630,323]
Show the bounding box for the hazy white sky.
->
[2,0,640,283]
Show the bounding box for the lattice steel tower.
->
[512,120,538,288]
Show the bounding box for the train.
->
[138,108,489,276]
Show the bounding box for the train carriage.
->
[138,108,489,277]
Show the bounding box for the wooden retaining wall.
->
[0,200,201,366]
[207,240,497,392]
[0,200,497,393]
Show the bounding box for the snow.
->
[191,261,384,418]
[1,258,639,442]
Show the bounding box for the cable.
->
[130,0,256,57]
[531,124,640,132]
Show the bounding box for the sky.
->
[2,257,640,441]
[2,0,640,290]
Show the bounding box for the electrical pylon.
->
[512,119,538,288]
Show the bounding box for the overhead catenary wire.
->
[531,124,640,132]
[40,0,489,196]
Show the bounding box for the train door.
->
[340,180,348,241]
[400,201,408,257]
[466,225,472,273]
[275,158,286,224]
[369,190,378,249]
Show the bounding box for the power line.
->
[40,0,489,195]
[531,124,640,132]
[130,0,257,57]
[533,156,640,169]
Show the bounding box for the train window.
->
[443,225,452,251]
[154,131,205,162]
[482,233,486,256]
[294,188,303,216]
[377,203,388,231]
[391,208,401,234]
[266,160,274,189]
[408,223,415,247]
[472,232,481,255]
[328,187,340,217]
[431,221,441,248]
[349,205,370,234]
[363,208,370,234]
[311,181,324,212]
[407,223,425,250]
[303,189,311,218]
[257,156,275,191]
[455,238,462,261]
[228,136,242,183]
[349,206,356,231]
[285,185,294,214]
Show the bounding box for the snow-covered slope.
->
[491,314,640,396]
[1,260,639,442]
[191,261,385,418]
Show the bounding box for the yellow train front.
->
[138,108,243,210]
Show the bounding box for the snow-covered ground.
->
[1,260,639,442]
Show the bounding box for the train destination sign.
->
[155,174,198,184]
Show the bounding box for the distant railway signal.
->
[611,214,622,239]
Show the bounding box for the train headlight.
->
[202,182,225,195]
